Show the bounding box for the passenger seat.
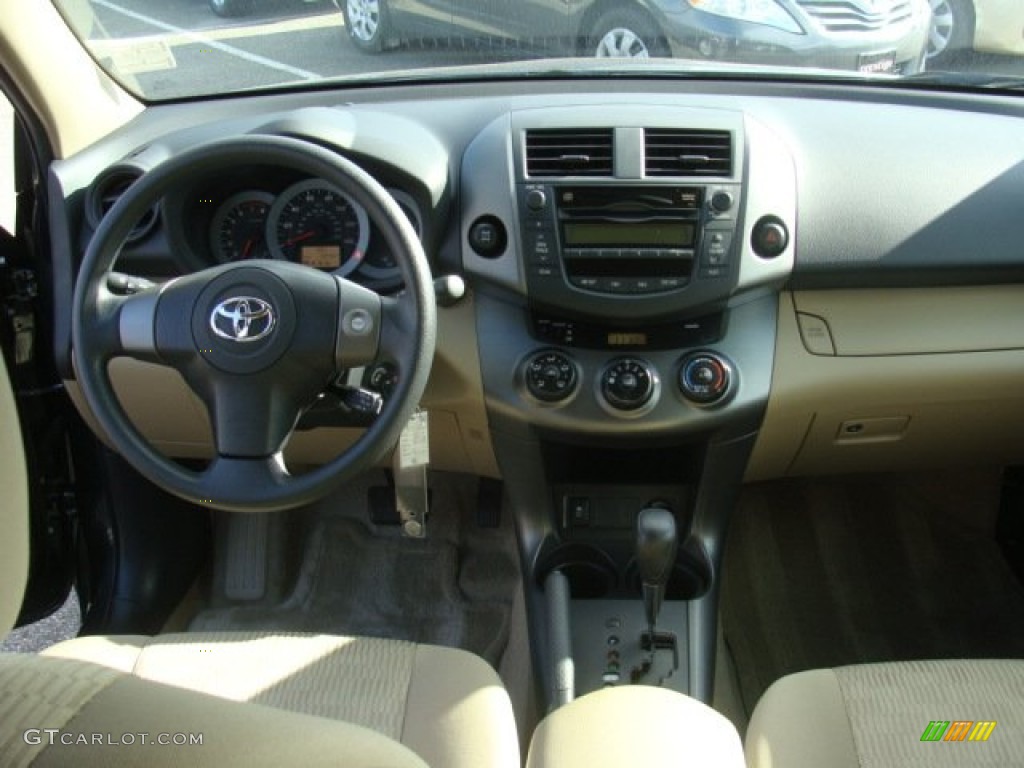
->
[745,659,1024,767]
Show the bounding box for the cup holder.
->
[624,550,711,601]
[536,543,618,599]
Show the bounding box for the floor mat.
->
[722,472,1024,715]
[191,473,519,666]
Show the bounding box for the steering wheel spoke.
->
[335,277,384,368]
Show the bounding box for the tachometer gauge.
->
[210,191,274,262]
[267,179,370,275]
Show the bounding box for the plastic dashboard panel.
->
[45,79,1024,465]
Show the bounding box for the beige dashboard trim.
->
[746,290,1024,481]
[793,285,1024,356]
[0,0,141,157]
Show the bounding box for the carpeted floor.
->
[721,471,1024,716]
[191,472,520,666]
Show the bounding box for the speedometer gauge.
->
[210,191,274,262]
[267,179,370,275]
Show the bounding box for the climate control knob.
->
[524,350,578,403]
[601,358,655,411]
[679,353,732,405]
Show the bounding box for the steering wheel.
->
[72,135,436,513]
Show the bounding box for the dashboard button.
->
[530,265,559,279]
[679,353,732,405]
[468,217,507,258]
[601,358,655,411]
[525,188,548,211]
[751,216,789,259]
[524,350,578,403]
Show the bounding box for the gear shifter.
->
[636,505,678,641]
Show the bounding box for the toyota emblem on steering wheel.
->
[210,296,276,342]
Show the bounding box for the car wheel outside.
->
[209,0,255,18]
[343,0,392,53]
[589,6,669,59]
[927,0,974,66]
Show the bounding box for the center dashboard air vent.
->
[525,128,614,177]
[86,167,159,243]
[644,129,733,177]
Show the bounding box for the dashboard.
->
[47,79,1024,481]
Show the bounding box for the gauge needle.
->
[283,230,316,247]
[241,237,256,259]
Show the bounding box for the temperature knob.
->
[525,350,578,403]
[601,358,655,411]
[679,353,732,405]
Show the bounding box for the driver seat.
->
[0,355,519,767]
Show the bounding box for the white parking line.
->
[93,0,323,81]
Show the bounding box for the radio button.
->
[599,248,621,260]
[571,276,601,290]
[701,232,732,267]
[699,266,728,279]
[710,190,735,214]
[525,188,548,211]
[530,265,559,279]
[657,277,684,290]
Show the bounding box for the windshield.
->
[54,0,1024,101]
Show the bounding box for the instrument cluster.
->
[174,172,422,289]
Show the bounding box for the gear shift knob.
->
[637,505,678,631]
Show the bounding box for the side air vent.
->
[644,129,733,177]
[525,128,614,177]
[86,167,159,243]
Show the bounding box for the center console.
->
[460,105,796,708]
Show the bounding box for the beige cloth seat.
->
[0,354,519,768]
[745,659,1024,768]
[2,631,519,768]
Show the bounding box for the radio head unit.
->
[519,182,742,319]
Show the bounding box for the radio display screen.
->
[562,220,695,248]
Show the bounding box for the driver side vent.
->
[525,128,614,177]
[86,168,159,243]
[644,129,733,177]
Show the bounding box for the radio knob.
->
[601,358,655,411]
[525,189,548,211]
[525,350,578,403]
[710,190,734,214]
[679,353,732,405]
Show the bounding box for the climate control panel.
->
[518,348,736,415]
